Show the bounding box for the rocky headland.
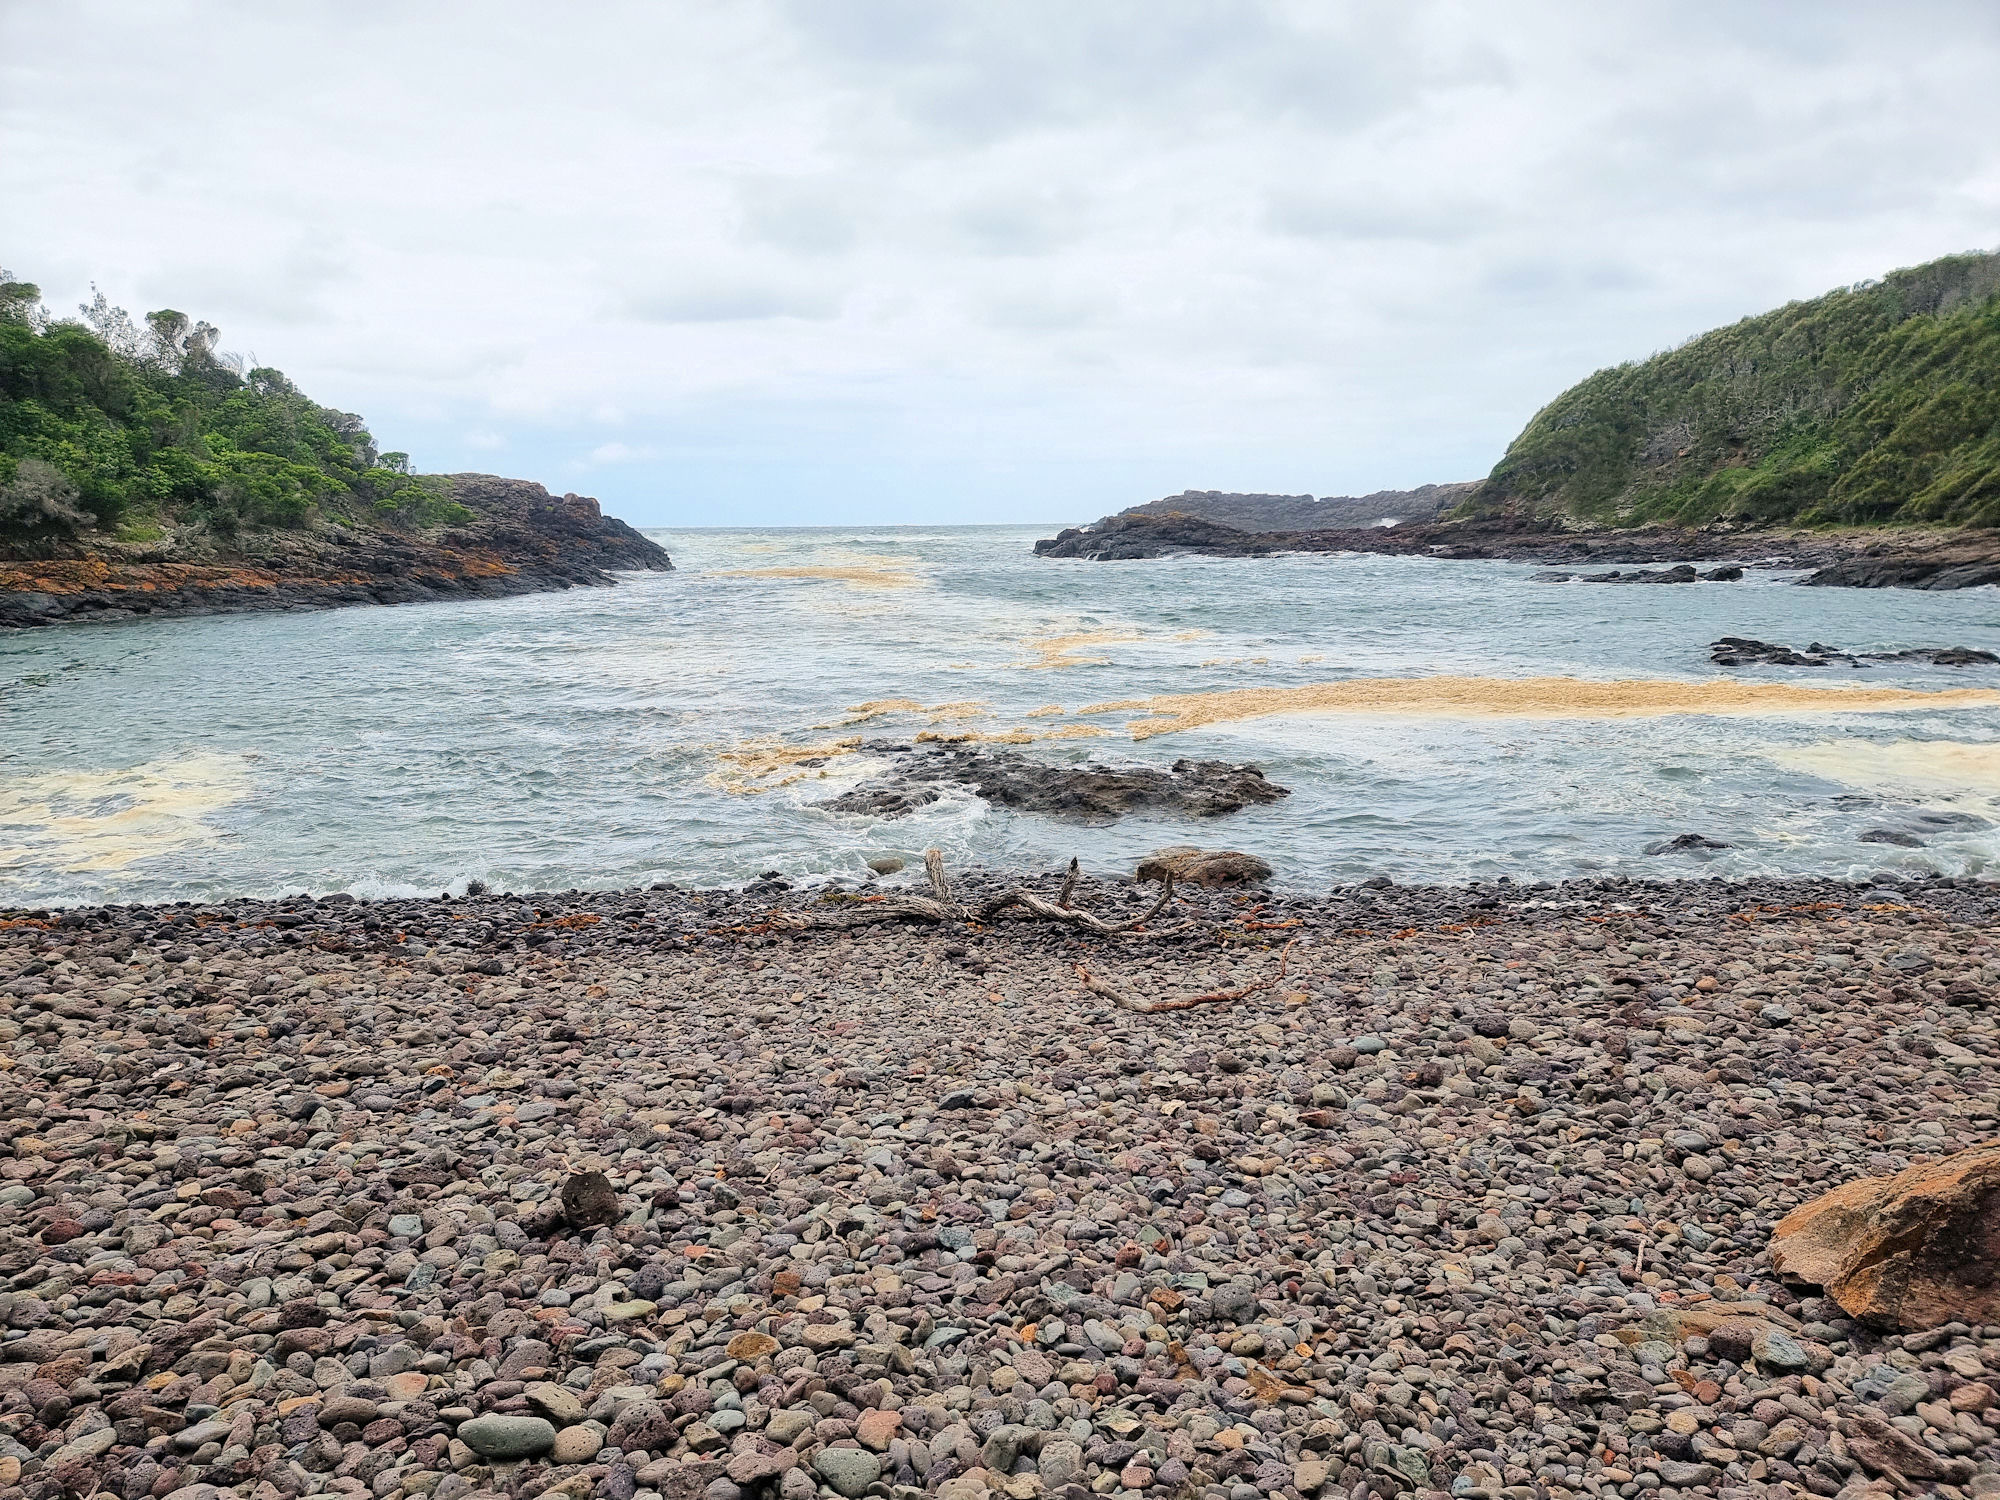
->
[1031,512,2000,591]
[1105,488,1477,535]
[5,868,2000,1500]
[0,477,671,630]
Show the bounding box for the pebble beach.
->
[5,870,2000,1500]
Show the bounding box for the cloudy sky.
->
[6,2,1998,526]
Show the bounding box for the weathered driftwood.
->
[765,851,1179,937]
[1077,938,1297,1014]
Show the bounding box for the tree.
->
[0,458,91,544]
[0,270,45,330]
[78,286,144,357]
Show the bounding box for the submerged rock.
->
[1645,832,1733,855]
[1859,829,1926,848]
[821,745,1288,823]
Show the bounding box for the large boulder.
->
[1136,846,1273,887]
[1769,1140,2000,1329]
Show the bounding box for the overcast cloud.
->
[5,1,1998,525]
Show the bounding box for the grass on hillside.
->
[1471,250,2000,529]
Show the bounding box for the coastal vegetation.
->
[0,270,467,552]
[1470,250,2000,528]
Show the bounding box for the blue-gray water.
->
[6,525,2000,907]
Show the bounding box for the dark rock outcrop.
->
[0,474,670,629]
[1800,547,2000,591]
[1109,483,1477,533]
[1035,510,1825,568]
[821,744,1289,824]
[1035,510,2000,591]
[1711,638,2000,668]
[1034,513,1285,560]
[1534,564,1743,584]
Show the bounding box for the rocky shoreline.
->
[0,478,672,630]
[1031,513,2000,591]
[6,868,2000,1500]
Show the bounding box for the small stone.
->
[813,1447,884,1497]
[319,1394,381,1426]
[457,1413,558,1460]
[766,1408,815,1444]
[1751,1326,1811,1371]
[856,1408,902,1450]
[726,1331,779,1360]
[526,1381,586,1423]
[561,1169,622,1226]
[553,1424,604,1463]
[1038,1440,1085,1488]
[1210,1280,1258,1322]
[802,1321,857,1349]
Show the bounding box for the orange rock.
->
[1770,1139,2000,1329]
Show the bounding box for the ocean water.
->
[7,524,2000,907]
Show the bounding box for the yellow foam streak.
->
[1075,677,2000,740]
[1772,740,2000,795]
[1016,629,1143,669]
[708,737,863,795]
[834,699,990,727]
[841,699,925,723]
[914,723,1113,746]
[0,753,251,874]
[716,567,919,590]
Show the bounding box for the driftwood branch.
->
[975,869,1180,935]
[765,849,1179,937]
[1079,938,1297,1014]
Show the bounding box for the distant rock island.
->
[1109,482,1478,532]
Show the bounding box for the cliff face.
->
[1110,482,1475,532]
[0,475,671,629]
[435,474,672,575]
